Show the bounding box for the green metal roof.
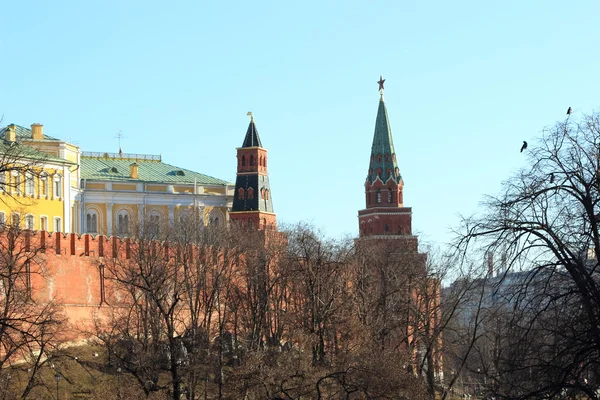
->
[0,140,73,165]
[81,156,231,185]
[0,124,60,141]
[366,97,402,184]
[242,118,263,148]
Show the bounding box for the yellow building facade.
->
[0,123,233,235]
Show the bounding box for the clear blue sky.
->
[2,1,599,247]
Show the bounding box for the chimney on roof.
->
[5,124,16,142]
[31,123,43,140]
[129,162,139,179]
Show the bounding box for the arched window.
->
[147,211,161,236]
[260,188,265,198]
[238,188,245,200]
[376,190,381,204]
[209,210,224,226]
[11,213,20,228]
[388,188,392,203]
[242,155,246,166]
[86,210,98,233]
[53,174,62,198]
[40,173,48,197]
[26,214,34,230]
[54,217,62,233]
[248,187,254,199]
[117,210,130,236]
[25,173,34,196]
[11,171,21,195]
[264,189,269,200]
[250,155,254,166]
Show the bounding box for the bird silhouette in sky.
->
[550,173,555,183]
[567,107,573,115]
[520,141,528,153]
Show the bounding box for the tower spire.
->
[230,113,277,231]
[358,77,412,238]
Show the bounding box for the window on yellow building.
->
[0,172,5,194]
[0,212,5,227]
[53,175,62,198]
[26,215,34,230]
[11,213,20,228]
[54,217,62,233]
[12,171,21,195]
[40,216,47,231]
[25,173,34,196]
[40,173,48,196]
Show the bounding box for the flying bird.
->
[550,173,555,183]
[567,107,572,115]
[520,141,528,153]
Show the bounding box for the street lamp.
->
[54,373,61,400]
[117,368,122,399]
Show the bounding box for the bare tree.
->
[454,111,600,399]
[0,223,65,399]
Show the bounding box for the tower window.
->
[238,188,245,200]
[384,224,389,233]
[388,188,392,203]
[242,155,246,166]
[250,155,254,166]
[248,187,254,199]
[376,190,381,204]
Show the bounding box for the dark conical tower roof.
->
[366,94,402,184]
[242,116,263,148]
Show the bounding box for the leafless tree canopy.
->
[453,112,600,399]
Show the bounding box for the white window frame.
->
[54,217,62,233]
[11,171,21,195]
[25,172,35,196]
[53,174,62,199]
[86,210,98,234]
[40,173,48,197]
[0,212,5,227]
[40,216,48,231]
[117,210,130,236]
[25,214,34,230]
[11,213,20,228]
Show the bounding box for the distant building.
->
[0,123,234,235]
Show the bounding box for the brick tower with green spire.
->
[358,77,414,240]
[229,113,277,230]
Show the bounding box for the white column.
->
[106,204,113,236]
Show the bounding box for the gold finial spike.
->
[247,111,254,121]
